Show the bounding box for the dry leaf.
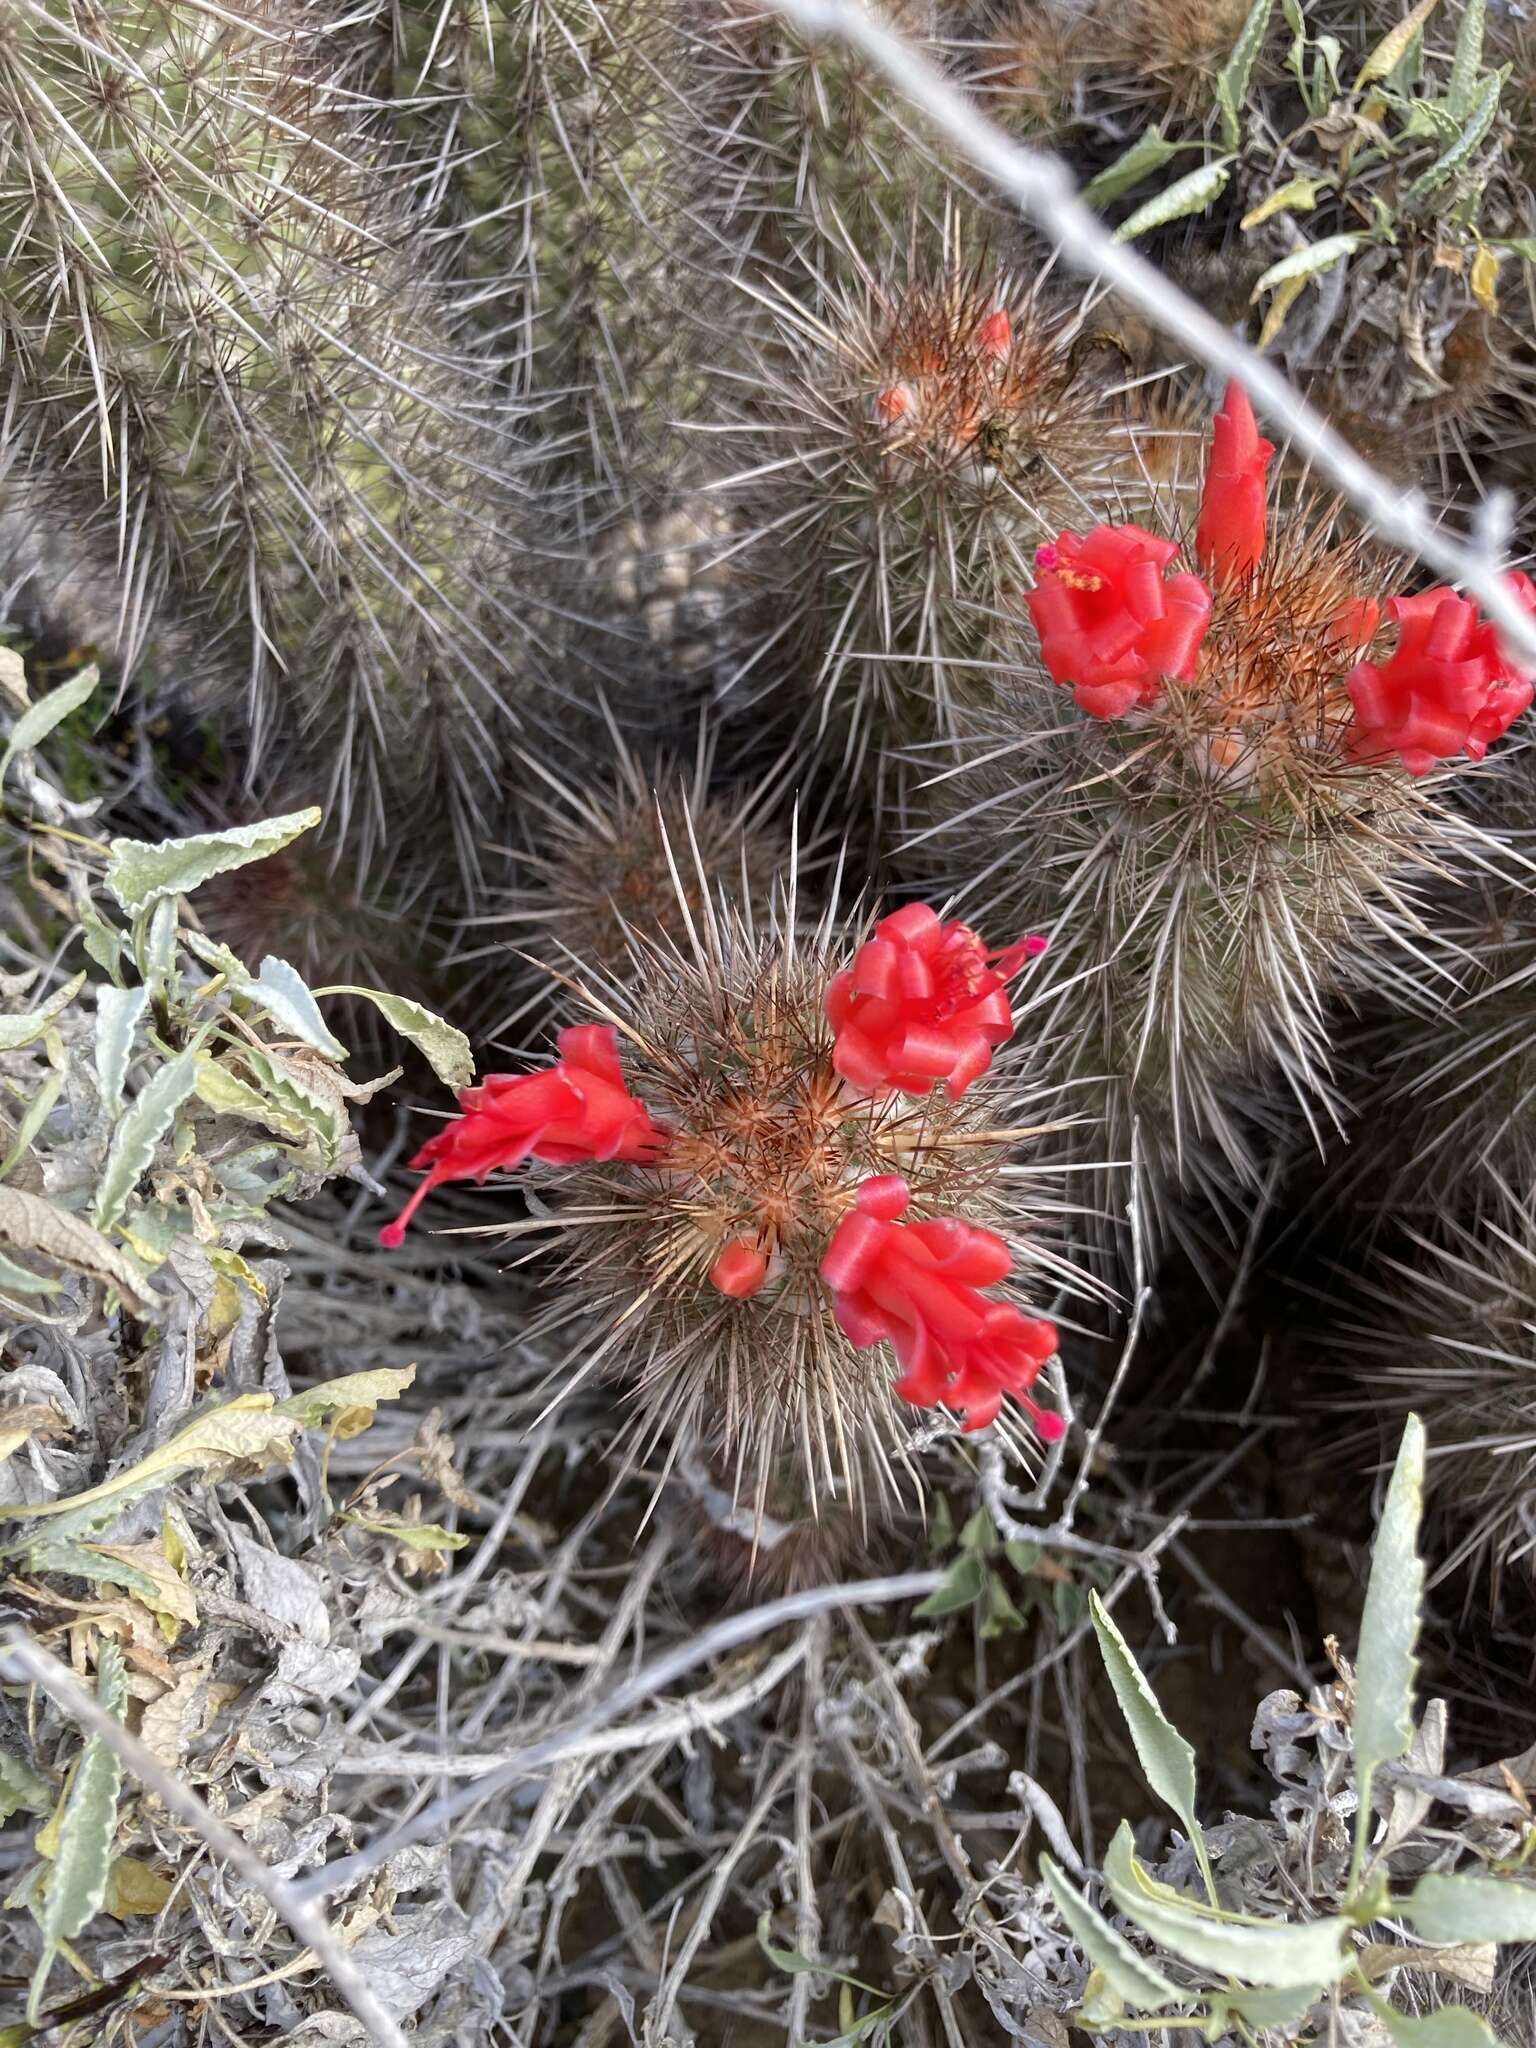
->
[0,1188,159,1310]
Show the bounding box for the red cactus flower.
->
[378,1024,666,1247]
[819,1177,1063,1437]
[826,904,1040,1100]
[1027,526,1213,717]
[1195,380,1274,587]
[1346,573,1536,775]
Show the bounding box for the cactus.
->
[1318,770,1536,1232]
[910,385,1536,1248]
[451,719,795,1043]
[682,0,973,297]
[0,0,541,886]
[380,879,1069,1559]
[1327,1179,1536,1609]
[388,0,696,499]
[975,0,1256,136]
[725,243,1151,785]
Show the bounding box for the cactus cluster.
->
[9,5,1536,2035]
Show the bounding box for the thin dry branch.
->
[0,1630,413,2048]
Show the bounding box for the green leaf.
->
[1403,67,1505,206]
[756,1911,888,1999]
[914,1550,985,1617]
[1252,233,1365,297]
[342,1514,470,1556]
[0,1252,61,1298]
[311,985,472,1090]
[1215,0,1274,149]
[1104,1825,1353,1988]
[1446,0,1485,119]
[1113,159,1233,241]
[1402,1872,1536,1944]
[105,808,321,915]
[1040,1854,1182,2012]
[248,958,348,1062]
[980,1567,1028,1638]
[0,1069,65,1187]
[1204,1985,1326,2032]
[1004,1539,1041,1574]
[0,1750,51,1823]
[28,1644,126,2022]
[959,1509,994,1553]
[1241,175,1333,228]
[275,1365,417,1432]
[192,1055,309,1141]
[1355,0,1440,86]
[0,975,86,1053]
[1380,2008,1505,2048]
[93,989,147,1117]
[1089,1592,1207,1877]
[0,667,99,789]
[1352,1414,1425,1873]
[1491,236,1536,261]
[0,1393,304,1546]
[1082,125,1183,207]
[92,1049,200,1234]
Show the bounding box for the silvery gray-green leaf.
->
[1089,1592,1207,1871]
[1216,0,1274,149]
[1082,126,1182,208]
[1040,1854,1182,2011]
[1104,1825,1353,1987]
[311,985,472,1090]
[1403,1872,1536,1944]
[105,809,321,914]
[0,665,99,789]
[1112,159,1233,241]
[1353,1415,1426,1872]
[93,987,147,1116]
[249,958,348,1063]
[28,1642,126,2021]
[92,1049,201,1234]
[0,974,86,1053]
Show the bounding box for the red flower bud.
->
[1026,526,1213,717]
[709,1238,770,1299]
[826,904,1036,1101]
[1346,572,1536,775]
[1195,380,1273,587]
[378,1024,666,1247]
[975,307,1011,359]
[820,1179,1063,1436]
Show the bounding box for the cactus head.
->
[733,247,1140,766]
[1329,1181,1536,1609]
[382,874,1068,1540]
[913,384,1534,1231]
[458,722,794,1039]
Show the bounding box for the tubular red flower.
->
[826,903,1039,1100]
[820,1179,1063,1437]
[1346,572,1536,775]
[378,1024,666,1247]
[1026,526,1213,718]
[1195,380,1274,587]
